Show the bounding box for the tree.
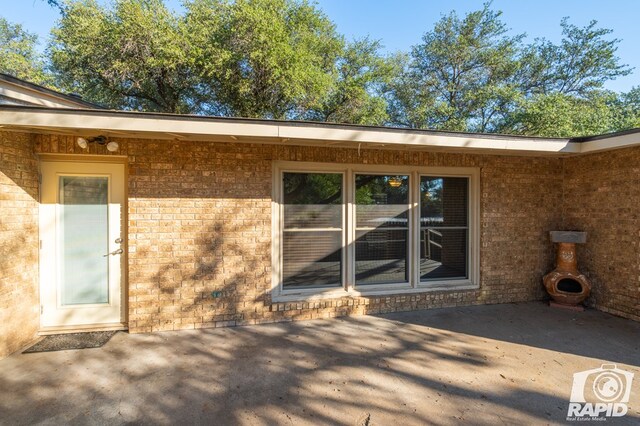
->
[46,0,637,134]
[0,17,50,85]
[45,0,64,9]
[50,0,203,113]
[506,91,620,137]
[49,0,388,119]
[304,38,395,125]
[617,87,640,129]
[522,18,631,97]
[186,0,344,119]
[386,3,524,132]
[386,3,634,135]
[501,19,634,137]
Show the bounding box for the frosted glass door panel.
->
[58,176,109,305]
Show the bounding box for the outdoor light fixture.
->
[388,176,403,187]
[77,137,89,149]
[76,135,119,152]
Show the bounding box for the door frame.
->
[38,153,128,334]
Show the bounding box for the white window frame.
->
[271,161,480,302]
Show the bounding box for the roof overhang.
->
[0,105,638,156]
[0,75,102,109]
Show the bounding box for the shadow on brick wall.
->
[130,219,270,332]
[0,132,40,358]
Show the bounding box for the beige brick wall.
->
[563,147,640,321]
[0,130,631,354]
[0,131,40,357]
[36,135,564,332]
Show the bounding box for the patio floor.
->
[1,302,639,425]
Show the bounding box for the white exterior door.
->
[40,160,125,331]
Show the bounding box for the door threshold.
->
[39,322,128,336]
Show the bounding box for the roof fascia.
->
[0,106,610,155]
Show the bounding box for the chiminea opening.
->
[557,278,583,293]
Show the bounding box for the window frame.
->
[280,170,346,291]
[271,161,480,302]
[418,173,471,285]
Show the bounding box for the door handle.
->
[103,248,123,257]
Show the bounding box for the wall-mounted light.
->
[77,136,119,152]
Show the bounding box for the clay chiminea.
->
[543,231,591,306]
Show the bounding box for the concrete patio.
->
[0,302,638,425]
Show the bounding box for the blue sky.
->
[3,0,639,92]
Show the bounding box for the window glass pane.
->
[356,229,408,284]
[283,173,342,228]
[282,172,343,288]
[420,176,469,281]
[420,228,468,280]
[356,175,408,228]
[421,177,468,227]
[58,176,109,305]
[355,174,409,285]
[283,231,342,288]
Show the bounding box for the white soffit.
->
[277,125,576,153]
[3,107,639,155]
[579,131,640,153]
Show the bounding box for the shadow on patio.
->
[1,303,639,425]
[381,302,640,368]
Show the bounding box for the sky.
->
[2,0,639,93]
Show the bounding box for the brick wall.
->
[563,147,640,321]
[0,131,39,357]
[35,136,563,332]
[0,130,632,354]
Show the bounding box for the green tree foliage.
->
[507,91,620,137]
[616,87,640,129]
[522,18,631,97]
[500,17,635,136]
[50,0,202,113]
[186,0,344,119]
[386,2,635,135]
[0,17,50,85]
[42,0,639,135]
[387,4,524,132]
[304,38,395,125]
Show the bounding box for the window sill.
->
[271,281,479,303]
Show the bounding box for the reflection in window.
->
[420,176,468,281]
[282,173,343,288]
[355,175,409,285]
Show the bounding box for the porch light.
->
[388,176,403,187]
[77,136,119,152]
[77,137,89,149]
